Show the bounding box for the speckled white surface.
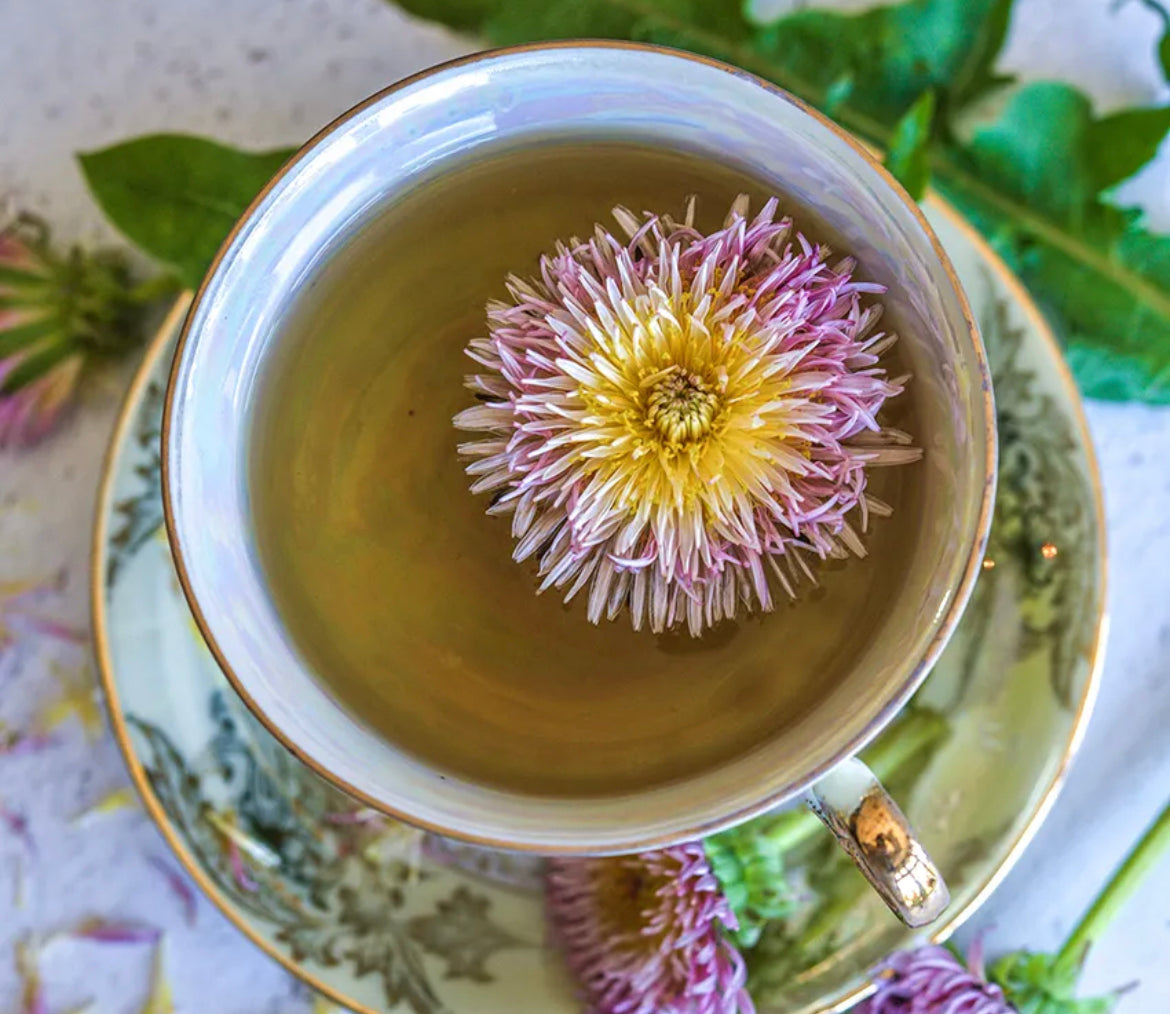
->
[1,1,1169,1011]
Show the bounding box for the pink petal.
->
[147,857,198,927]
[70,917,162,945]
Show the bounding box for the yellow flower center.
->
[643,367,721,448]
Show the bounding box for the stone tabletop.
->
[2,1,1169,1011]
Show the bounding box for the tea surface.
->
[249,139,922,795]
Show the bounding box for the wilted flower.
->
[861,942,1012,1013]
[455,197,917,635]
[546,843,754,1014]
[0,214,159,448]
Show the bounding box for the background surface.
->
[2,1,1169,1011]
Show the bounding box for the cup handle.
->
[806,757,950,928]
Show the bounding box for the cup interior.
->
[164,43,993,852]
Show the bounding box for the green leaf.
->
[704,820,796,948]
[1086,106,1170,191]
[823,73,855,118]
[965,82,1094,227]
[989,950,1119,1014]
[397,0,751,47]
[750,0,1014,123]
[1161,27,1170,83]
[78,135,295,290]
[940,80,1170,401]
[885,90,936,199]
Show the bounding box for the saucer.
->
[92,197,1105,1014]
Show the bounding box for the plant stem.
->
[1055,797,1170,974]
[752,707,950,852]
[863,707,950,783]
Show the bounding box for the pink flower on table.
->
[0,214,149,449]
[546,843,754,1014]
[860,942,1013,1014]
[455,197,917,636]
[0,350,84,448]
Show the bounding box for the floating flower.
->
[0,214,164,449]
[861,942,1012,1014]
[546,843,754,1014]
[455,197,917,635]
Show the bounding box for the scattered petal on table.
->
[147,856,198,926]
[0,799,35,854]
[139,941,174,1014]
[15,938,46,1014]
[70,786,138,826]
[0,725,56,757]
[0,577,55,650]
[12,613,87,645]
[37,661,104,743]
[12,854,27,909]
[0,571,80,649]
[226,837,259,892]
[69,917,162,945]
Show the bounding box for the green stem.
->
[1055,797,1170,974]
[749,707,950,852]
[862,707,950,783]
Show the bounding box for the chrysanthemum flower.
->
[861,942,1013,1014]
[0,214,157,449]
[546,843,754,1014]
[455,197,917,635]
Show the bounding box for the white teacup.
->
[163,42,995,927]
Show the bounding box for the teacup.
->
[162,42,994,927]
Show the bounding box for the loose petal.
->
[1,800,35,855]
[147,857,198,927]
[16,939,46,1014]
[68,917,162,946]
[227,839,259,893]
[71,786,138,826]
[0,725,56,757]
[139,942,175,1014]
[36,662,104,743]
